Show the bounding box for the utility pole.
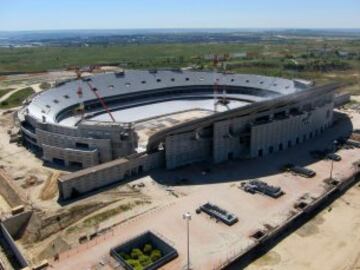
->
[183,212,192,270]
[214,78,219,112]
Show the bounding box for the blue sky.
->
[0,0,359,31]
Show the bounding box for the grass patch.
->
[65,225,80,234]
[79,200,151,228]
[0,88,14,99]
[83,204,131,227]
[0,87,34,109]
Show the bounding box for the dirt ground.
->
[246,183,360,270]
[0,195,11,214]
[0,109,58,210]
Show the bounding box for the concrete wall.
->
[165,131,212,169]
[37,128,112,165]
[213,117,251,163]
[335,92,351,107]
[78,121,138,160]
[0,222,28,268]
[58,151,165,200]
[42,144,99,168]
[2,211,32,239]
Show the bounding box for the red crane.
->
[75,68,116,123]
[75,69,85,119]
[84,80,116,122]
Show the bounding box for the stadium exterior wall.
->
[164,89,334,169]
[21,116,137,169]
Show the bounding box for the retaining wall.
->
[2,212,32,239]
[0,222,28,269]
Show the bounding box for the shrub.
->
[131,248,143,260]
[39,82,51,90]
[120,252,130,260]
[126,259,142,269]
[138,255,152,267]
[143,243,153,255]
[150,249,162,262]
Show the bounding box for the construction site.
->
[0,63,359,270]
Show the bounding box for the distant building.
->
[204,54,228,61]
[231,52,248,59]
[336,50,356,59]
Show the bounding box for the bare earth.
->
[246,184,360,270]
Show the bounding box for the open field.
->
[0,40,358,99]
[0,43,265,73]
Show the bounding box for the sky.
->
[0,0,359,31]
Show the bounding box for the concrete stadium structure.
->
[17,70,340,199]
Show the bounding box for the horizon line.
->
[1,27,360,33]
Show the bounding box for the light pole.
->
[330,140,337,180]
[330,156,334,180]
[183,212,191,270]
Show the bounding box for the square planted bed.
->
[110,231,178,270]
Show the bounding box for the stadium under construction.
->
[17,69,342,200]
